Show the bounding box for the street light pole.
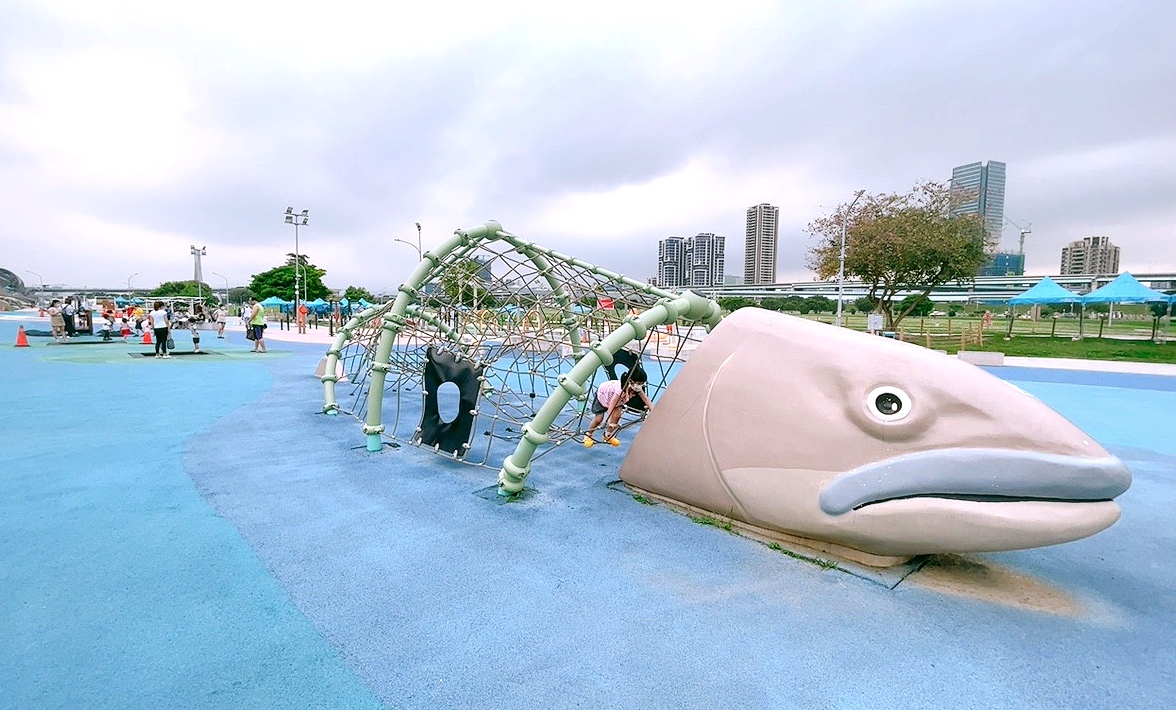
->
[393,221,424,259]
[127,272,138,294]
[211,271,229,305]
[24,269,44,304]
[835,189,866,327]
[284,207,310,311]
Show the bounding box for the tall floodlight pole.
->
[190,245,207,300]
[212,271,229,305]
[835,189,866,327]
[285,207,310,310]
[393,221,424,259]
[24,269,44,304]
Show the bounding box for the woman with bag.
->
[148,301,171,359]
[48,299,66,342]
[248,297,267,353]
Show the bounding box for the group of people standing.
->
[45,297,78,342]
[44,295,266,355]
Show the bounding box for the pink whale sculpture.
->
[619,308,1131,564]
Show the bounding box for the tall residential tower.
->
[657,233,726,289]
[744,203,779,285]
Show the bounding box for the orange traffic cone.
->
[15,326,30,347]
[142,330,152,344]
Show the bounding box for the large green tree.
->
[342,286,375,302]
[439,257,487,307]
[806,181,988,329]
[149,280,218,307]
[248,253,331,301]
[150,280,211,298]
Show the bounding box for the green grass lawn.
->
[950,335,1176,363]
[797,313,1176,364]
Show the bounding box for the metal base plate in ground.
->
[606,480,930,589]
[474,485,538,504]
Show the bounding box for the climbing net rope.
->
[327,228,715,472]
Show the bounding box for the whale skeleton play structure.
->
[320,221,723,495]
[319,220,1133,564]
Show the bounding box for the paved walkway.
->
[1,314,1173,709]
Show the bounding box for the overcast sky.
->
[2,0,1173,294]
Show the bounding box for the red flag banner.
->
[597,297,615,310]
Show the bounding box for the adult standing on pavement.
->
[48,299,66,342]
[212,304,226,338]
[62,296,77,337]
[148,300,171,358]
[248,297,267,353]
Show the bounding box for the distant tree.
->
[149,280,219,307]
[248,253,331,301]
[343,286,375,302]
[150,280,211,298]
[228,286,256,305]
[806,181,989,329]
[804,296,836,314]
[759,297,789,312]
[439,257,485,307]
[898,294,934,317]
[852,296,878,314]
[717,296,756,312]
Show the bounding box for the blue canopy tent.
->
[1004,276,1082,337]
[259,295,293,314]
[1081,273,1171,304]
[306,298,330,316]
[1080,273,1172,339]
[1007,276,1081,305]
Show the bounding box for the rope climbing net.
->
[321,221,722,494]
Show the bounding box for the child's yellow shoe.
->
[582,436,595,448]
[606,436,620,447]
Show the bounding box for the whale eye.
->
[866,386,911,422]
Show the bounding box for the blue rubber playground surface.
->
[2,317,1174,709]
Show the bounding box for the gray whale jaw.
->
[818,448,1132,516]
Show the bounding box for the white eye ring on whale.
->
[866,386,912,422]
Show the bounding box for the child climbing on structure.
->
[583,369,654,448]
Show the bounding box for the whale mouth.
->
[818,448,1132,516]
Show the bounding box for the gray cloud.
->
[1,1,1173,293]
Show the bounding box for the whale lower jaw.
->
[800,497,1121,558]
[720,467,1124,558]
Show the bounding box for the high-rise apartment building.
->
[1060,236,1120,275]
[688,233,725,287]
[744,203,779,285]
[657,236,685,289]
[950,160,1006,249]
[657,233,725,289]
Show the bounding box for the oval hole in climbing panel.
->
[437,381,462,423]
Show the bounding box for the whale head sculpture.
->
[619,307,1131,560]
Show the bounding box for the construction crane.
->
[1006,218,1032,256]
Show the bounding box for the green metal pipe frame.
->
[318,220,723,496]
